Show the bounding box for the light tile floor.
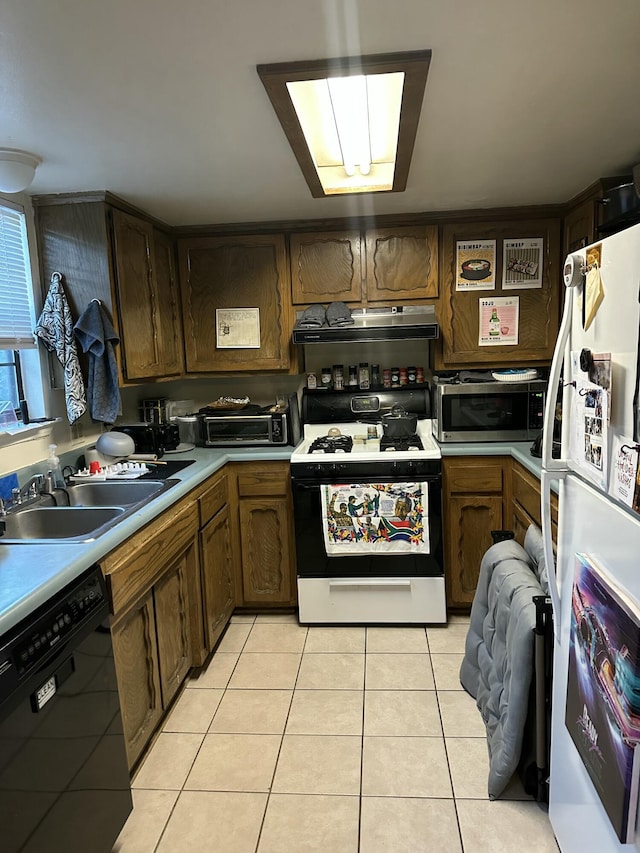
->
[113,613,559,852]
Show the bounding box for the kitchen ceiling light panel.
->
[258,51,431,198]
[0,149,41,193]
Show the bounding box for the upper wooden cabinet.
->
[111,210,184,380]
[437,218,561,368]
[365,225,439,302]
[178,234,296,373]
[33,195,184,384]
[290,230,362,304]
[289,224,438,306]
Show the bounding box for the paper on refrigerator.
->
[320,482,430,555]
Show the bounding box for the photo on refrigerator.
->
[565,553,640,843]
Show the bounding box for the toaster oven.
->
[196,396,300,448]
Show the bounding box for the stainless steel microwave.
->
[432,379,547,442]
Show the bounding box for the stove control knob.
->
[335,463,348,475]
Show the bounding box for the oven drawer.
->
[297,576,446,624]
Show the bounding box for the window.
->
[0,199,36,418]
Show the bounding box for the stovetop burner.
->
[308,434,354,454]
[379,435,424,452]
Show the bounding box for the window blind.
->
[0,202,37,349]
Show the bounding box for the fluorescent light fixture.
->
[0,149,41,193]
[257,51,431,198]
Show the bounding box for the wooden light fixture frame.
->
[257,50,432,198]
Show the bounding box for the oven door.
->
[292,471,445,624]
[292,473,443,580]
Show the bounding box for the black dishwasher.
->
[0,565,132,853]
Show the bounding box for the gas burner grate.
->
[308,434,354,454]
[379,435,424,452]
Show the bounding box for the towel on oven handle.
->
[320,482,430,555]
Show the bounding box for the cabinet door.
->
[446,494,503,609]
[111,209,167,380]
[201,505,235,650]
[365,225,438,302]
[438,218,561,368]
[111,593,162,769]
[290,231,363,304]
[153,228,184,376]
[154,547,193,708]
[238,496,294,604]
[178,234,293,372]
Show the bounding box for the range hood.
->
[292,305,439,344]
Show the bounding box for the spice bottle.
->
[416,366,425,384]
[333,364,344,390]
[390,367,400,387]
[383,369,392,388]
[307,372,317,389]
[371,364,381,387]
[348,365,358,387]
[407,366,417,385]
[321,367,332,389]
[358,362,370,389]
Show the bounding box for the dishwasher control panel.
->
[0,566,107,707]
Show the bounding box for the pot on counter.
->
[381,405,418,438]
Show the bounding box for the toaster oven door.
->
[203,415,284,446]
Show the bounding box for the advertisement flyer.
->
[502,238,544,289]
[478,296,519,346]
[455,240,496,291]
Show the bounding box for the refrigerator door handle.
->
[540,469,564,626]
[543,271,576,471]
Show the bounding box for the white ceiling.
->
[3,0,640,227]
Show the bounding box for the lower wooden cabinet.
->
[443,456,507,610]
[231,461,297,607]
[110,592,162,768]
[510,459,558,548]
[103,498,199,769]
[201,504,235,650]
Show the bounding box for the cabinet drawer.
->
[199,472,228,525]
[237,464,289,497]
[104,501,199,615]
[512,464,542,526]
[445,461,503,494]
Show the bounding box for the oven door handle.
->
[328,579,412,589]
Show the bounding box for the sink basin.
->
[0,478,182,544]
[1,507,125,543]
[66,479,167,507]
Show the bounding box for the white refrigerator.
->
[541,222,640,851]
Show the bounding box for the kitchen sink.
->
[1,507,126,543]
[0,478,181,543]
[65,479,169,507]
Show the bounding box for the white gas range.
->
[290,388,445,625]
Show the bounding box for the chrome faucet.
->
[19,474,45,502]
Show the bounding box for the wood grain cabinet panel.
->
[443,456,506,610]
[446,494,503,609]
[200,504,235,651]
[111,593,162,768]
[365,225,438,302]
[239,497,292,604]
[178,234,294,373]
[154,547,193,707]
[290,231,362,304]
[232,461,296,607]
[152,227,184,376]
[438,219,561,368]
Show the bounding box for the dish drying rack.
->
[70,462,151,481]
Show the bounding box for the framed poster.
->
[478,296,519,346]
[455,240,496,291]
[502,238,544,289]
[215,308,260,349]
